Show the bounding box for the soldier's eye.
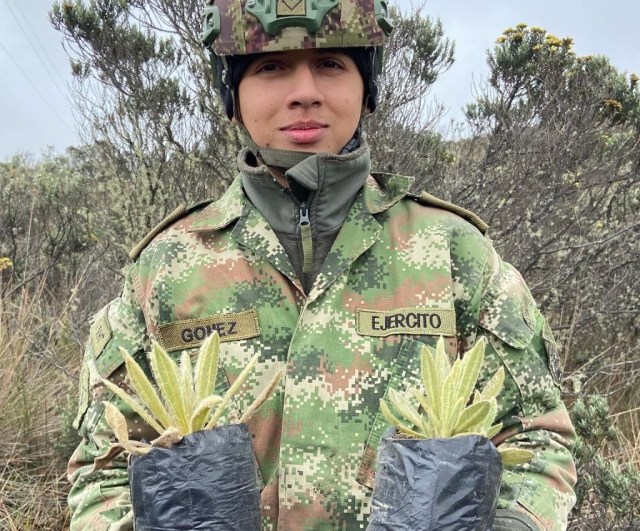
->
[254,62,282,73]
[318,59,344,70]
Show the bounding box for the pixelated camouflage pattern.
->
[209,0,385,56]
[67,173,576,530]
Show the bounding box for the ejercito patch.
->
[157,309,261,352]
[356,307,456,337]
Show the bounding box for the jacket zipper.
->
[298,202,313,274]
[283,187,314,276]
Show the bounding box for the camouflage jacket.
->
[67,172,577,530]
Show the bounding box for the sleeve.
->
[461,242,577,531]
[67,266,151,531]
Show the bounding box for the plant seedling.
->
[380,336,534,467]
[96,333,281,466]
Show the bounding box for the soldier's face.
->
[237,49,365,155]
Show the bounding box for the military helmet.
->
[201,0,393,117]
[201,0,392,57]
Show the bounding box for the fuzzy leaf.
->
[387,388,422,427]
[92,444,126,471]
[149,341,189,434]
[443,397,465,438]
[457,340,485,407]
[194,333,220,404]
[103,401,129,444]
[190,395,223,432]
[180,351,195,414]
[118,347,172,430]
[419,416,436,438]
[151,427,183,449]
[239,369,283,424]
[102,378,164,435]
[454,400,492,434]
[499,447,536,466]
[206,351,260,429]
[412,388,442,437]
[441,358,462,428]
[487,422,503,439]
[420,344,443,421]
[480,366,505,402]
[435,336,451,379]
[380,399,424,438]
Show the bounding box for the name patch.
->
[157,309,261,352]
[356,307,456,337]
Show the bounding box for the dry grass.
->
[0,274,82,531]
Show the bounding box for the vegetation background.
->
[0,1,638,529]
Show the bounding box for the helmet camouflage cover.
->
[201,0,392,56]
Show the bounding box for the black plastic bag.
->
[129,423,261,531]
[368,428,502,531]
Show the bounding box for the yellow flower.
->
[545,34,563,47]
[496,35,507,44]
[604,99,623,112]
[631,73,639,87]
[0,257,13,272]
[516,22,528,30]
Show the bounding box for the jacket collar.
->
[188,163,414,233]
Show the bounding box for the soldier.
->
[67,0,577,529]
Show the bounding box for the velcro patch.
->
[157,309,261,352]
[356,307,456,337]
[90,311,112,357]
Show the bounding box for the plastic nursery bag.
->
[129,423,261,531]
[368,428,502,531]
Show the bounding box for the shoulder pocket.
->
[478,261,536,349]
[74,301,144,432]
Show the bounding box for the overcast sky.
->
[1,1,638,160]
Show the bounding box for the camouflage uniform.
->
[67,149,577,529]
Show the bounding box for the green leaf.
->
[434,336,452,381]
[486,422,503,439]
[443,397,464,438]
[102,379,164,435]
[480,366,505,402]
[149,341,189,434]
[180,351,195,414]
[412,388,442,437]
[239,369,282,424]
[379,399,424,438]
[457,340,485,407]
[206,351,260,429]
[387,388,422,427]
[420,344,443,421]
[454,400,492,434]
[499,447,536,466]
[190,395,223,432]
[194,332,220,404]
[441,358,461,430]
[118,347,172,430]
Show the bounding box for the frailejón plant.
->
[380,336,534,467]
[99,333,281,459]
